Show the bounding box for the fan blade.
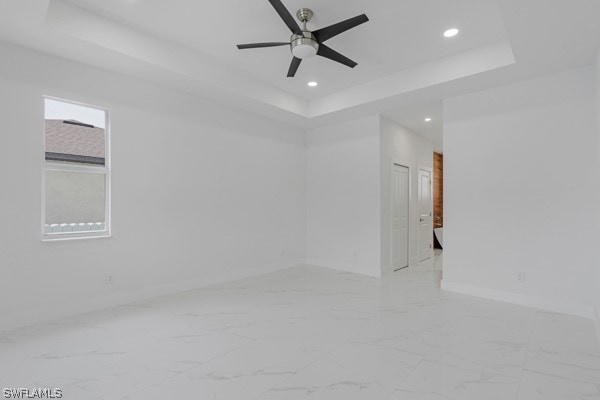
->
[287,57,302,77]
[317,44,357,68]
[313,14,369,43]
[237,42,289,49]
[269,0,303,34]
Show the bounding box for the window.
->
[42,98,110,240]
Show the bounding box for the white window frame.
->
[41,96,111,241]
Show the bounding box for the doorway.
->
[419,168,433,261]
[392,164,409,271]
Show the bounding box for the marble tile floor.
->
[1,252,599,400]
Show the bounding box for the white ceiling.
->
[0,0,599,153]
[68,0,508,100]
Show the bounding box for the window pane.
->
[45,99,106,166]
[45,171,106,233]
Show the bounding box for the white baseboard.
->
[0,259,304,333]
[441,280,598,321]
[306,258,381,278]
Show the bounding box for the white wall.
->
[0,41,307,331]
[596,53,600,322]
[306,116,382,277]
[380,117,433,272]
[443,66,599,319]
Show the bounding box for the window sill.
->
[41,232,111,242]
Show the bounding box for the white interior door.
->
[419,169,433,261]
[392,164,409,271]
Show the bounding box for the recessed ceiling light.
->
[424,117,432,122]
[443,28,459,38]
[307,81,318,87]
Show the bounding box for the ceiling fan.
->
[237,0,369,77]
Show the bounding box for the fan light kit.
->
[291,9,318,59]
[237,0,369,77]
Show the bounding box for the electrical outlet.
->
[106,274,115,285]
[516,272,526,283]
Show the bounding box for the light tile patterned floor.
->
[1,252,599,400]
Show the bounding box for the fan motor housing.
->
[290,31,319,59]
